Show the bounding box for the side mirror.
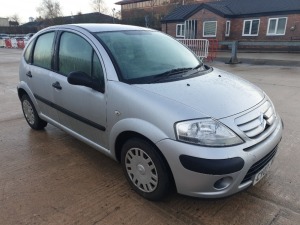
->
[67,71,103,92]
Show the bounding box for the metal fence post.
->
[226,41,241,64]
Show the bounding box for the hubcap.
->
[137,164,146,175]
[125,148,158,193]
[22,100,35,125]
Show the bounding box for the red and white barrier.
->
[1,38,27,49]
[0,39,5,48]
[17,40,25,49]
[4,39,12,48]
[11,38,18,48]
[206,39,219,62]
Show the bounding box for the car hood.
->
[134,68,265,119]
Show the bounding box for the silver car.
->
[18,24,283,201]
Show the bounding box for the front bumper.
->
[156,115,283,198]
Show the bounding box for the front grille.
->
[235,101,276,138]
[241,145,278,184]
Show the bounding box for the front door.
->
[52,31,107,148]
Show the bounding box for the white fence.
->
[178,39,209,59]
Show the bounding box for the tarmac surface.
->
[0,48,300,225]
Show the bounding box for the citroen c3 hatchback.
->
[18,24,283,201]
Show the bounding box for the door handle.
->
[26,71,32,78]
[52,81,62,90]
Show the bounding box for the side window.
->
[242,19,260,36]
[59,32,92,76]
[33,32,55,69]
[92,52,105,85]
[225,21,231,37]
[185,20,197,39]
[176,24,185,38]
[59,32,105,92]
[267,18,287,36]
[24,41,34,63]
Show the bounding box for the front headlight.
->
[175,118,244,147]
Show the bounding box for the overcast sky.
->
[0,0,121,24]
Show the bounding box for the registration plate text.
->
[253,160,273,185]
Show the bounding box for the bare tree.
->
[37,0,62,19]
[91,0,107,14]
[10,14,20,23]
[150,1,159,17]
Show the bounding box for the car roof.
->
[48,23,152,33]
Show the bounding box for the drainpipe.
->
[166,22,168,34]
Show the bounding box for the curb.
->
[215,57,300,67]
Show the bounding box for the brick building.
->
[161,0,300,42]
[115,0,216,29]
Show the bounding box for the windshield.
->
[95,30,203,84]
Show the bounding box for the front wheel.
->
[21,94,47,130]
[121,138,171,201]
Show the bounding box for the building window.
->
[225,21,231,37]
[267,17,287,35]
[185,20,197,39]
[176,24,185,38]
[203,21,217,37]
[243,19,260,36]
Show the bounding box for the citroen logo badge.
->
[260,113,264,124]
[260,112,266,129]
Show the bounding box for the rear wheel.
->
[21,95,47,130]
[121,137,171,201]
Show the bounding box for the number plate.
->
[253,160,273,185]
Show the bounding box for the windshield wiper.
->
[152,67,192,83]
[182,62,204,77]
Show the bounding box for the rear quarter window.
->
[24,41,34,63]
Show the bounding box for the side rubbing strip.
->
[34,94,106,131]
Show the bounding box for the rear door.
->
[24,31,59,122]
[51,31,107,147]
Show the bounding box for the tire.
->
[21,94,47,130]
[121,137,171,201]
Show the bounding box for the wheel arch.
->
[110,118,169,160]
[115,131,147,162]
[114,130,175,188]
[18,87,28,100]
[17,82,41,113]
[17,82,34,101]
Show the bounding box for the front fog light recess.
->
[214,177,233,190]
